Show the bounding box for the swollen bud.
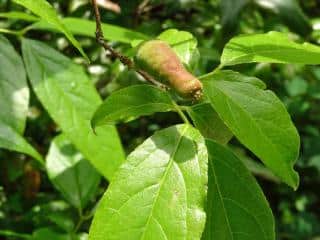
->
[134,40,202,100]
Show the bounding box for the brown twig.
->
[91,0,168,90]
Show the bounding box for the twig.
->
[91,0,168,90]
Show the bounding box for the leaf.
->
[201,70,266,89]
[30,17,148,44]
[89,124,208,240]
[0,11,39,22]
[221,31,320,66]
[0,35,29,134]
[157,29,199,69]
[187,103,233,145]
[13,0,88,60]
[202,140,275,240]
[254,0,312,36]
[33,228,71,240]
[221,0,249,34]
[91,85,175,128]
[46,134,100,210]
[203,76,300,188]
[0,35,42,163]
[22,38,125,180]
[0,125,43,163]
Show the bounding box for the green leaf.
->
[0,35,29,134]
[202,140,275,240]
[89,124,208,240]
[22,38,125,180]
[46,134,100,210]
[13,0,88,60]
[91,85,175,128]
[157,29,199,69]
[187,103,233,145]
[201,70,266,89]
[254,0,312,36]
[30,17,148,44]
[0,125,43,163]
[0,35,42,163]
[0,11,39,22]
[221,31,320,66]
[221,0,249,34]
[203,76,300,188]
[33,228,71,240]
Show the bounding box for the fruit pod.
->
[134,40,202,100]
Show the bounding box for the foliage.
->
[1,0,320,240]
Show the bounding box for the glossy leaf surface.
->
[203,76,300,188]
[91,85,175,128]
[221,31,320,66]
[89,124,208,240]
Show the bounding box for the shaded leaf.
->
[0,35,42,163]
[187,103,233,144]
[202,140,275,240]
[254,0,312,36]
[221,0,249,34]
[46,134,100,210]
[0,125,43,163]
[0,35,29,134]
[13,0,88,60]
[33,228,71,240]
[221,31,320,66]
[203,76,299,188]
[91,85,175,128]
[22,38,124,180]
[89,124,208,240]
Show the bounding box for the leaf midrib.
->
[211,82,292,179]
[140,125,188,240]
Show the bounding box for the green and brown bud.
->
[135,40,202,100]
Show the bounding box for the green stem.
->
[172,100,190,124]
[0,230,31,239]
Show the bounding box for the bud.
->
[135,40,202,100]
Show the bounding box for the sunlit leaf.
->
[89,124,208,240]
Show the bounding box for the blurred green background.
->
[1,0,320,239]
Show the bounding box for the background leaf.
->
[203,76,300,188]
[91,85,175,128]
[30,18,148,44]
[221,31,320,66]
[46,134,100,210]
[0,11,39,22]
[202,140,275,240]
[0,35,42,163]
[0,35,29,134]
[89,124,208,240]
[220,0,249,36]
[254,0,312,36]
[157,29,199,69]
[13,0,88,60]
[22,38,125,180]
[187,103,233,145]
